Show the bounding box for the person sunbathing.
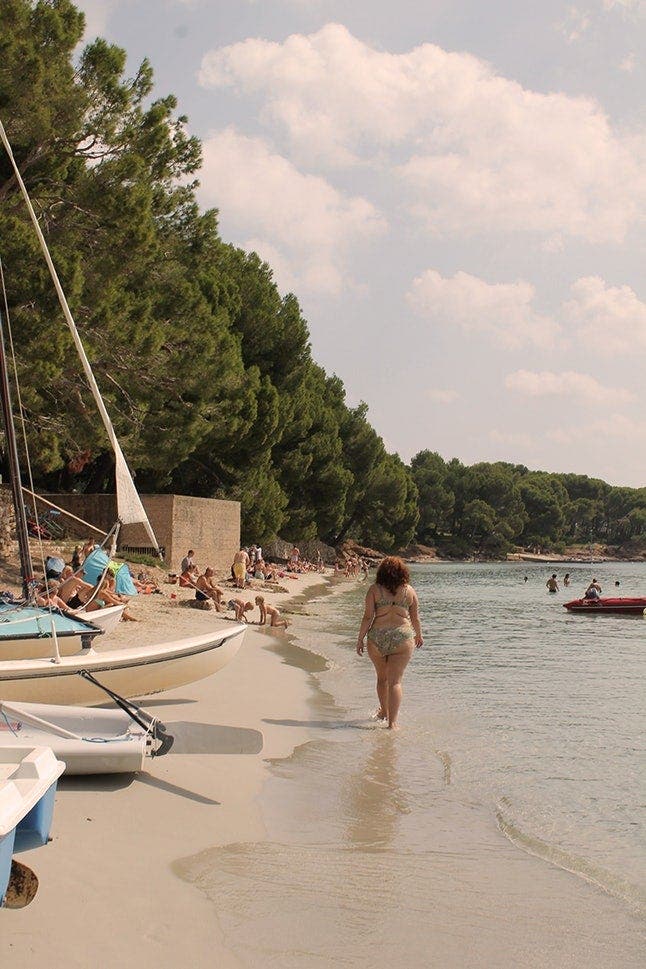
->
[179,564,199,588]
[57,568,95,606]
[35,581,70,611]
[82,576,137,621]
[134,570,159,594]
[255,595,289,628]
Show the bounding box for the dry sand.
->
[1,568,343,967]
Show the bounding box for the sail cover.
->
[83,548,138,596]
[0,121,160,552]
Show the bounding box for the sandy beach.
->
[1,570,337,967]
[3,565,645,969]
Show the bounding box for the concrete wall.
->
[41,493,240,572]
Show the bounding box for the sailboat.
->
[0,120,246,702]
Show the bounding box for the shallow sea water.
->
[179,563,646,968]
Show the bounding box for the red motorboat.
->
[564,597,646,615]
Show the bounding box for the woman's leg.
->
[367,642,389,720]
[385,645,415,729]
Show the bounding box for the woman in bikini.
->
[356,556,423,730]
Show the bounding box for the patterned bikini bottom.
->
[368,624,415,657]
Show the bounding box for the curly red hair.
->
[375,556,410,594]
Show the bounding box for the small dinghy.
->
[0,684,173,775]
[564,596,646,615]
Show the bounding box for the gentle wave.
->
[496,799,646,917]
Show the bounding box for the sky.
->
[74,0,645,486]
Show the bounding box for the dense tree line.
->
[0,3,643,557]
[410,451,646,556]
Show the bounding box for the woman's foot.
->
[387,722,399,730]
[372,708,388,722]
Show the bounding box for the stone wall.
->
[40,493,240,572]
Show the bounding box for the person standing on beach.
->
[356,556,423,730]
[232,548,250,589]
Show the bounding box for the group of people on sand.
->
[36,539,138,620]
[230,546,277,587]
[284,546,325,574]
[332,556,369,579]
[177,549,288,626]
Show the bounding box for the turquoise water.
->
[181,563,646,968]
[314,562,645,903]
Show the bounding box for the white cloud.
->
[556,6,592,42]
[199,23,646,243]
[588,414,646,437]
[198,127,385,297]
[489,429,535,449]
[426,388,459,404]
[548,414,646,446]
[541,234,565,253]
[75,0,137,38]
[407,270,561,348]
[76,0,114,37]
[603,0,645,14]
[619,52,637,71]
[562,276,646,353]
[505,369,635,404]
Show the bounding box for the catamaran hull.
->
[0,605,124,660]
[0,702,149,774]
[0,625,245,705]
[0,605,104,660]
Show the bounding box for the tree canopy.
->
[0,2,643,558]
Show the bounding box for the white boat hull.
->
[0,703,151,774]
[0,624,246,705]
[76,603,125,635]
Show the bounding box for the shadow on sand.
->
[168,722,264,755]
[135,772,220,805]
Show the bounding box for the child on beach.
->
[255,595,290,628]
[227,597,254,622]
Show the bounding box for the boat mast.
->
[0,119,162,557]
[0,309,34,597]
